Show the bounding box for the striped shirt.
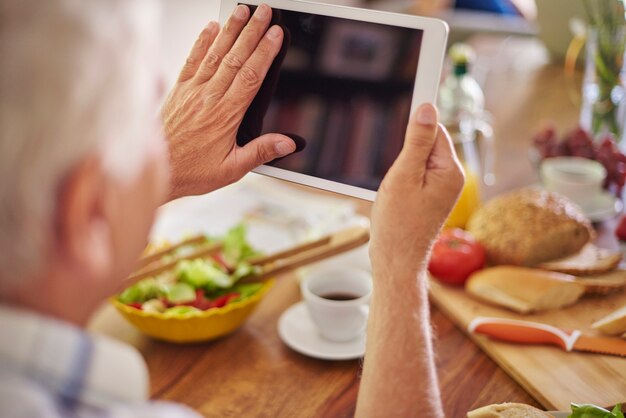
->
[0,305,200,417]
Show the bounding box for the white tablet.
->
[219,0,448,201]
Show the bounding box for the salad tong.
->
[129,225,370,283]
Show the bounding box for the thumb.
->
[390,103,439,181]
[401,103,439,163]
[236,133,296,174]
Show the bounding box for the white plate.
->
[278,301,365,361]
[548,412,569,418]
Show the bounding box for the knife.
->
[468,317,626,357]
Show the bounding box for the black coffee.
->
[319,292,360,301]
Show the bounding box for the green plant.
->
[582,0,626,139]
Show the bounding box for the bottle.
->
[438,43,485,128]
[437,43,489,229]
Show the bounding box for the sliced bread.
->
[465,266,586,314]
[573,269,626,295]
[467,403,554,418]
[538,243,622,275]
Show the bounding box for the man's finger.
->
[209,4,273,94]
[222,25,283,109]
[177,22,219,83]
[194,4,250,84]
[234,133,295,176]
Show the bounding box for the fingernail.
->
[234,5,248,19]
[256,4,270,18]
[205,21,218,35]
[416,104,437,125]
[266,25,281,39]
[275,141,293,156]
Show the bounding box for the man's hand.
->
[162,4,296,201]
[369,103,464,277]
[356,104,463,418]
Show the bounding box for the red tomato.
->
[428,228,486,285]
[185,289,213,310]
[209,292,240,309]
[181,290,241,311]
[616,215,626,241]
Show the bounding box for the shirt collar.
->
[0,304,149,408]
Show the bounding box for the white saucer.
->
[578,191,623,223]
[278,301,366,361]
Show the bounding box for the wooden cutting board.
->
[429,279,626,411]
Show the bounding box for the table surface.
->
[89,35,589,418]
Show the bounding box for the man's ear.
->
[55,155,113,283]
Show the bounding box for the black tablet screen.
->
[237,5,423,191]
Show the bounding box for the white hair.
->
[0,0,161,283]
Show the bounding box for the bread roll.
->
[465,266,586,313]
[592,305,626,336]
[467,403,554,418]
[466,188,593,266]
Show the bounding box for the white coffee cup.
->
[300,267,371,342]
[540,157,607,207]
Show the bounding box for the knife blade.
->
[468,317,626,357]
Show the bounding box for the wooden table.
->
[89,35,586,417]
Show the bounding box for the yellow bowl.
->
[111,280,274,343]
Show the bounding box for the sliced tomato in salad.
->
[209,293,240,309]
[172,290,241,310]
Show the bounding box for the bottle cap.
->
[449,43,475,76]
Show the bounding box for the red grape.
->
[533,125,625,195]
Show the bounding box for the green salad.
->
[569,403,624,418]
[119,224,264,315]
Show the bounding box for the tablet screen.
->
[237,5,423,191]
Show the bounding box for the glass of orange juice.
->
[443,117,494,229]
[445,164,481,229]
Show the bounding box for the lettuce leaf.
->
[232,283,264,301]
[177,259,233,290]
[570,403,624,418]
[119,278,161,304]
[231,262,260,282]
[222,224,259,265]
[164,282,196,304]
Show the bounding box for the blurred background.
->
[168,1,596,74]
[160,0,587,84]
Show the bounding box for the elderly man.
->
[0,1,463,417]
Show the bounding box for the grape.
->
[563,128,595,159]
[533,125,625,195]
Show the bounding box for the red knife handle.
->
[468,317,580,351]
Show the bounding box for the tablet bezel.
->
[219,0,449,201]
